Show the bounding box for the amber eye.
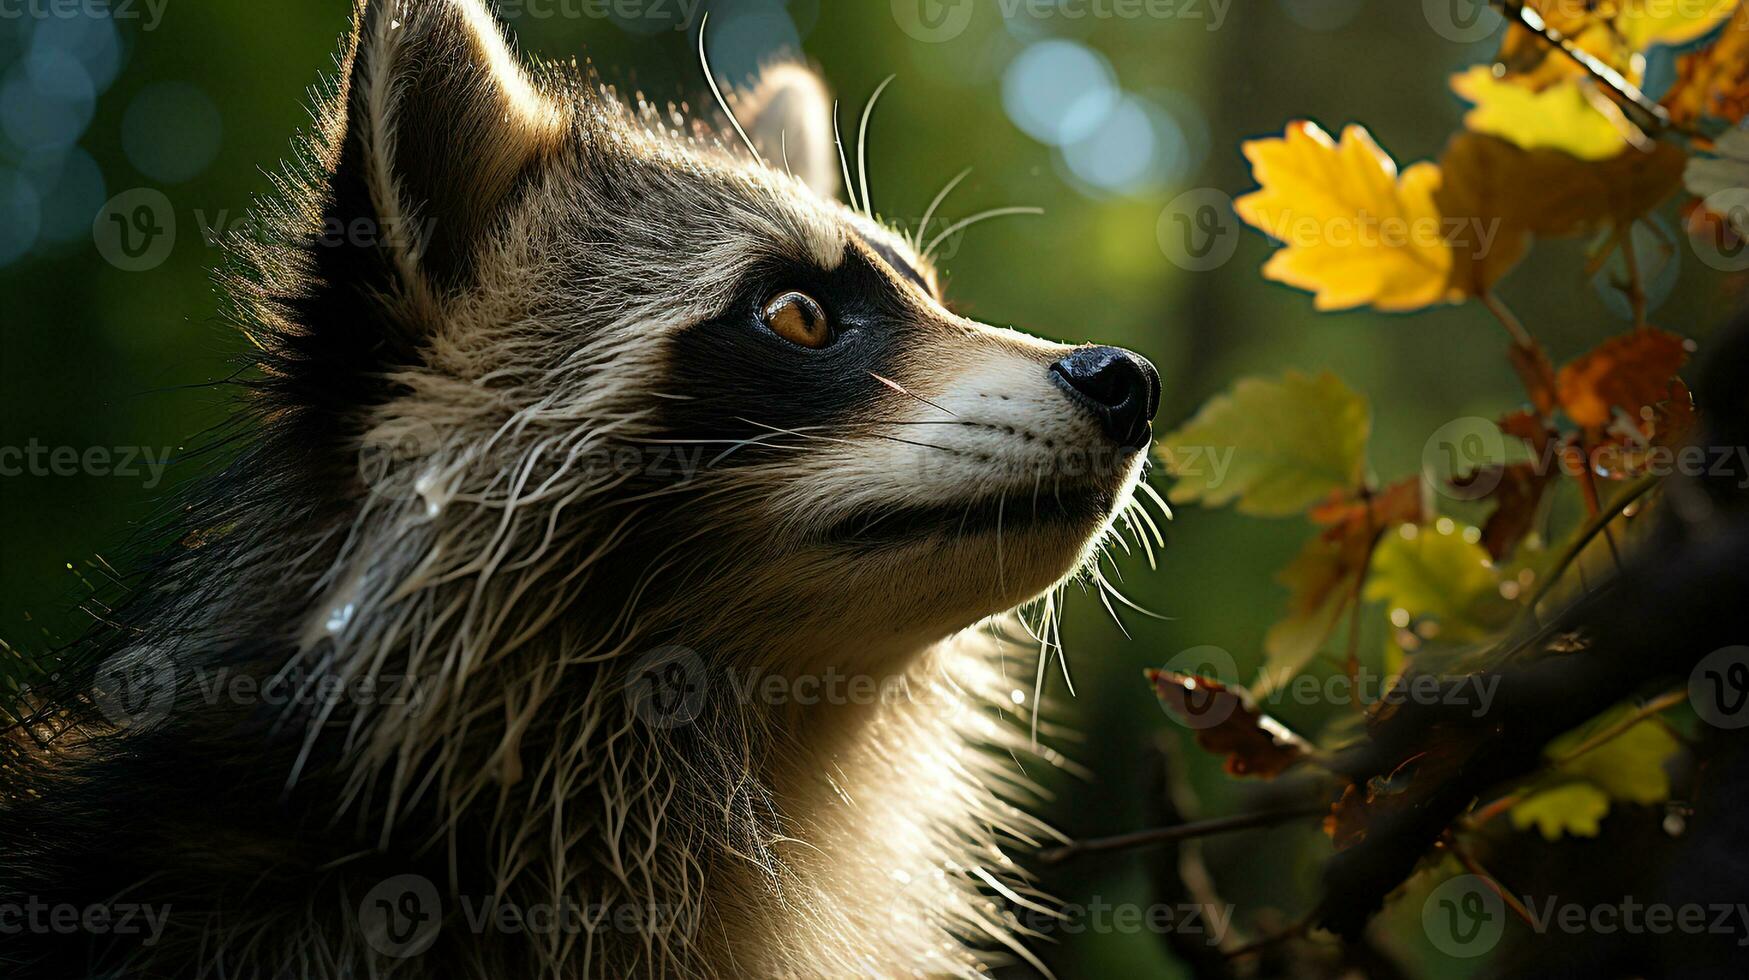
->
[760,291,832,349]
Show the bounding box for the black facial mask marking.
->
[862,237,932,296]
[658,246,926,461]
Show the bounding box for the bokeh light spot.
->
[1002,39,1117,146]
[2,49,95,153]
[29,148,107,246]
[1062,95,1183,195]
[0,169,43,267]
[701,5,802,86]
[122,81,223,184]
[32,9,122,92]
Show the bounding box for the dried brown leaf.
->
[1148,670,1311,778]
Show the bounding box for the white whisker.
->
[914,167,971,252]
[1093,573,1131,640]
[697,14,761,164]
[856,75,896,219]
[832,100,858,212]
[923,207,1045,263]
[868,370,958,417]
[1138,479,1176,523]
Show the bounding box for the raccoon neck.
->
[692,624,1059,977]
[309,553,1056,977]
[101,484,1057,977]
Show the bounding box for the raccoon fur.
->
[0,1,1163,976]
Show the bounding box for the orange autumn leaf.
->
[1499,408,1558,455]
[1664,4,1749,126]
[1309,476,1428,545]
[1236,122,1460,312]
[1556,327,1692,429]
[1586,379,1700,481]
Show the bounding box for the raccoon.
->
[0,1,1163,976]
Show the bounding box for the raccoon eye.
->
[760,291,832,349]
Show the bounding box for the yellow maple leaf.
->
[1621,0,1737,49]
[1452,66,1637,161]
[1236,122,1458,313]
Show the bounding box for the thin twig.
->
[1465,687,1688,828]
[1465,792,1525,828]
[1490,1,1687,139]
[1038,804,1326,864]
[1480,290,1535,351]
[1618,223,1650,331]
[1514,473,1659,626]
[1445,836,1537,928]
[1554,687,1689,765]
[1343,492,1380,712]
[1223,917,1308,960]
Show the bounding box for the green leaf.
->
[1553,714,1679,805]
[1509,707,1681,840]
[1364,521,1514,643]
[1157,371,1370,517]
[1511,783,1611,840]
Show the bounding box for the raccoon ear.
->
[334,0,566,294]
[741,62,840,201]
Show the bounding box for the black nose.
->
[1048,346,1160,449]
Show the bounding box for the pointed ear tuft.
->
[741,62,839,200]
[340,0,567,292]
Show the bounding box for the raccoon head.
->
[253,0,1160,673]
